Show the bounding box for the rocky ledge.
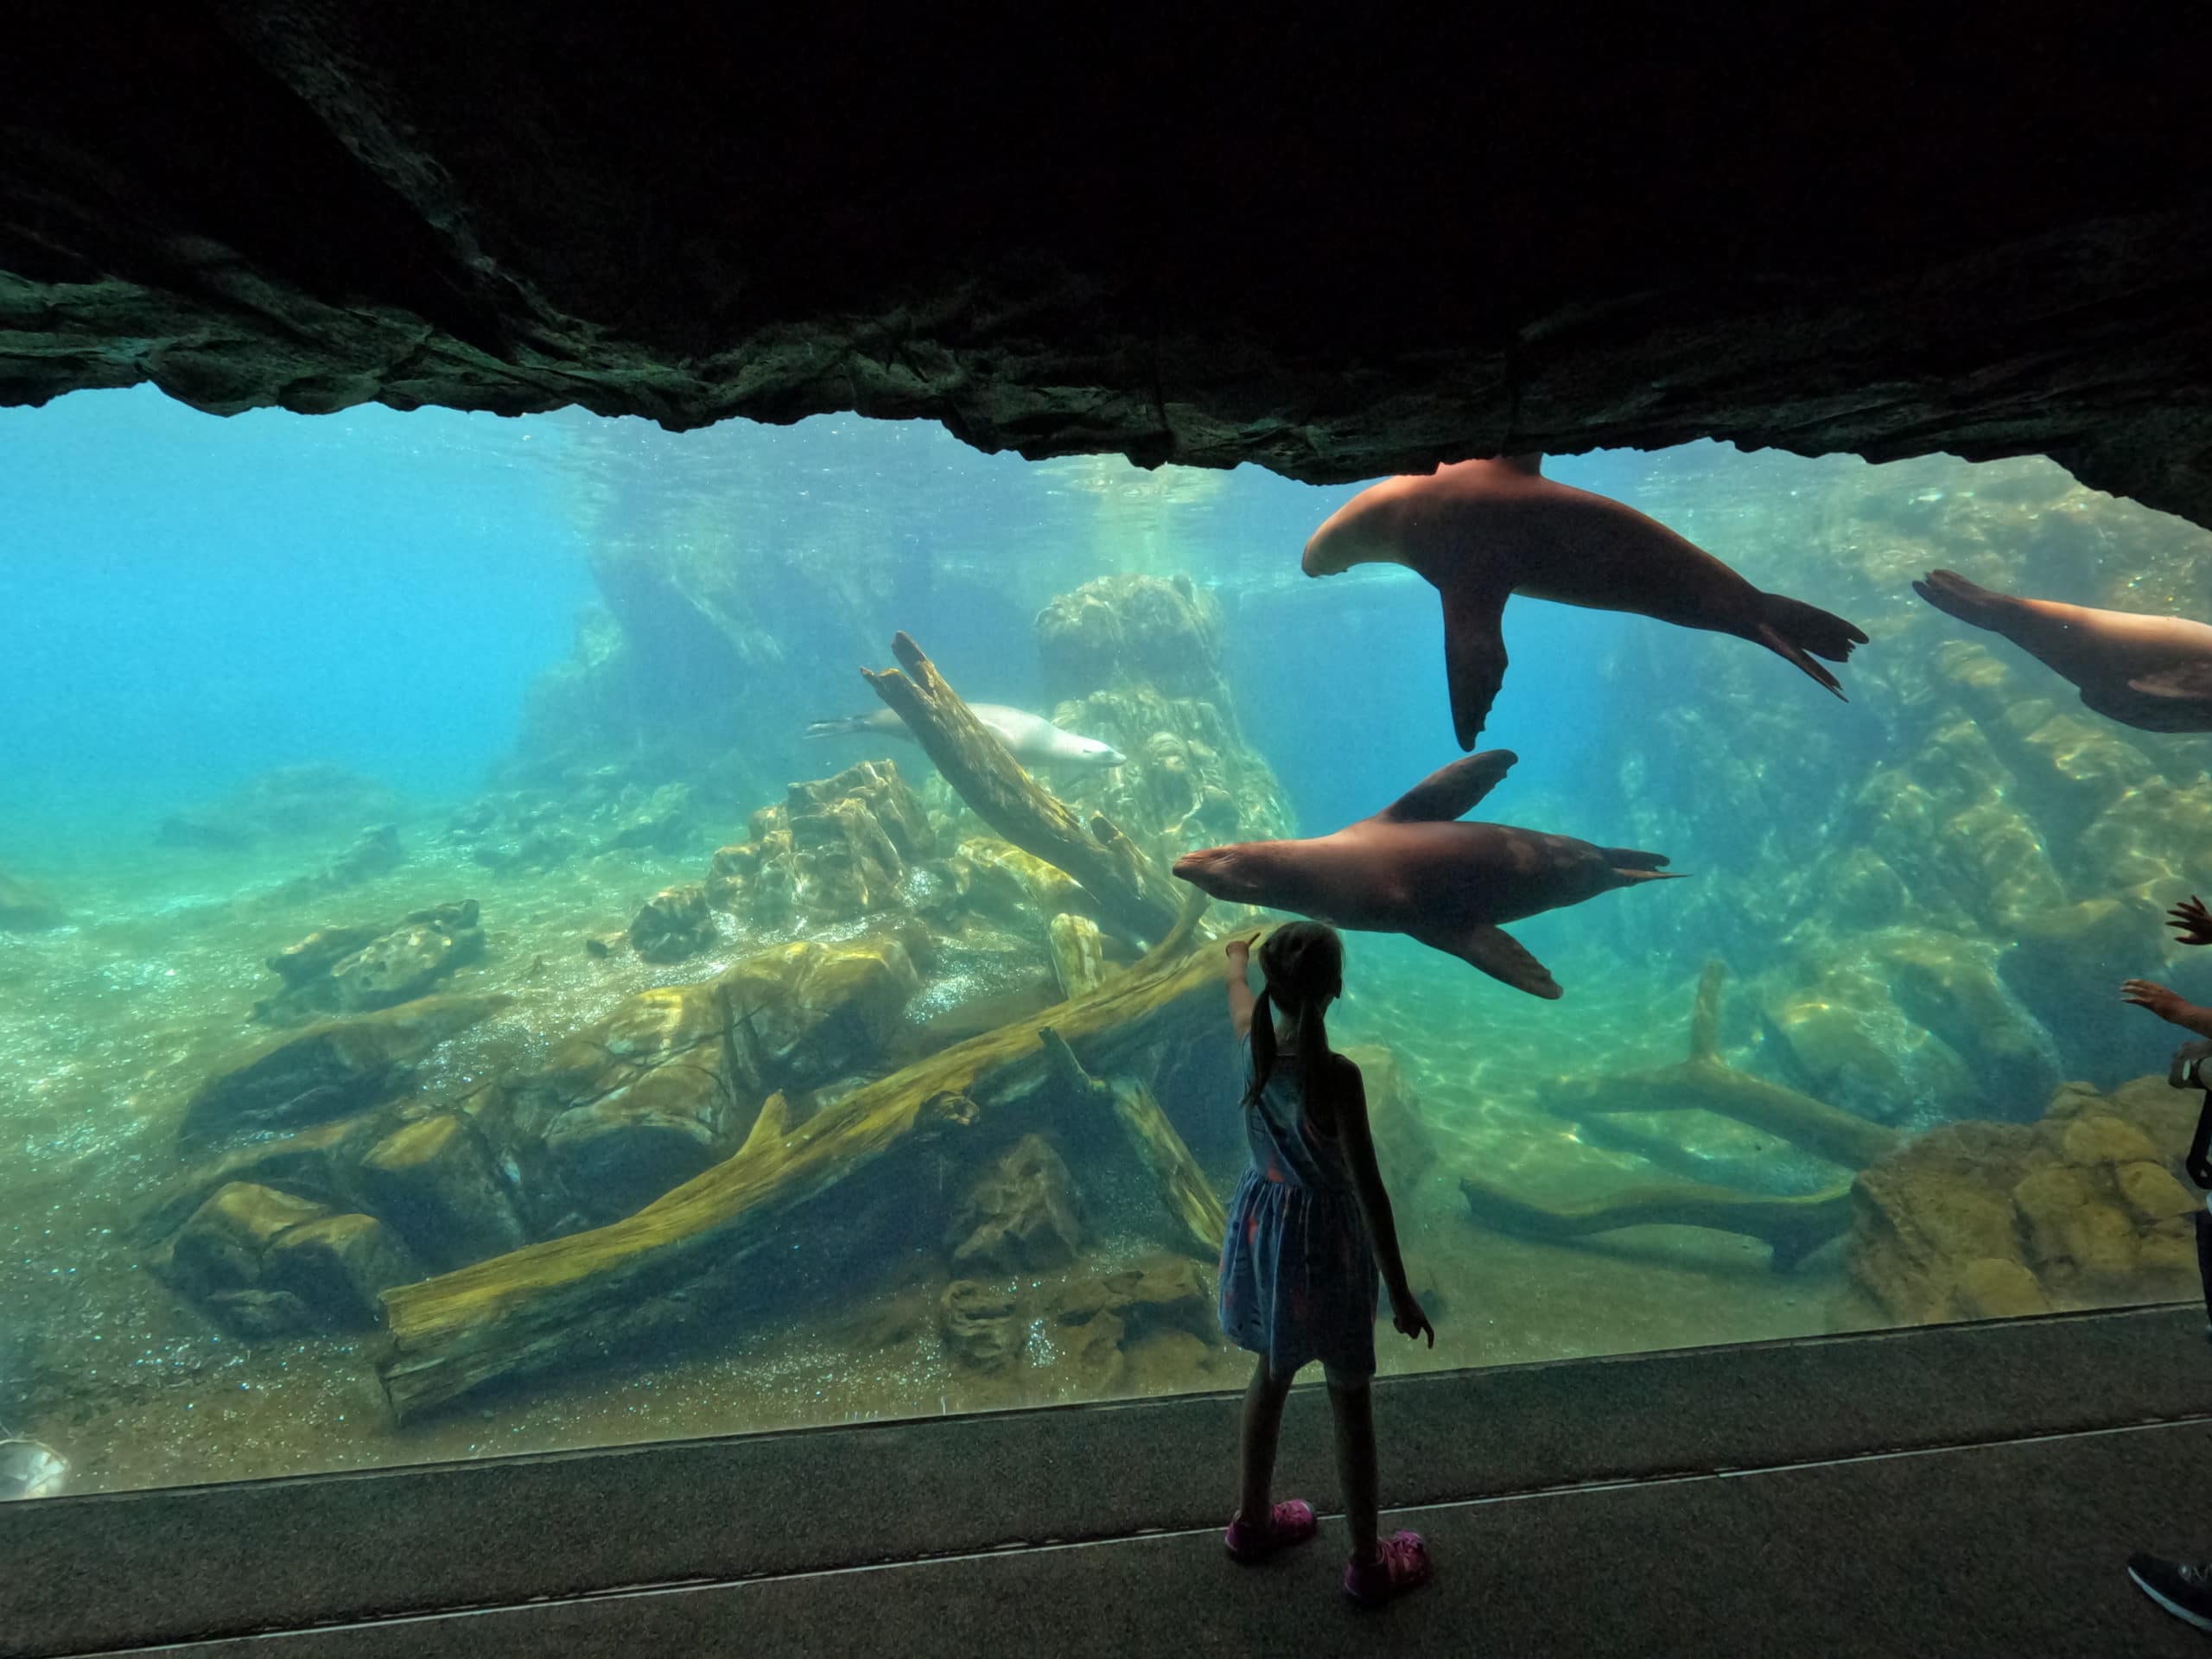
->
[3,16,2209,522]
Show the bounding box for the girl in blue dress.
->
[1216,921,1435,1607]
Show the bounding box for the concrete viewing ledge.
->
[7,1304,2209,1656]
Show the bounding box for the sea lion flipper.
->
[1418,921,1562,1001]
[2127,662,2212,702]
[1439,578,1513,751]
[1373,751,1518,823]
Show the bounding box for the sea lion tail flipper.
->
[1419,921,1562,1000]
[1600,846,1674,873]
[806,715,868,738]
[1440,579,1514,752]
[1373,750,1519,823]
[2128,662,2212,703]
[1759,592,1868,662]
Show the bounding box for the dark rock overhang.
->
[3,10,2210,523]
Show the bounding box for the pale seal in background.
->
[1302,455,1869,750]
[1914,569,2212,732]
[1171,750,1683,999]
[809,705,1127,768]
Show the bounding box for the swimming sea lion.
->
[809,705,1127,769]
[1171,750,1682,999]
[1913,569,2212,733]
[1301,456,1869,750]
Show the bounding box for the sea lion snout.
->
[1172,844,1254,902]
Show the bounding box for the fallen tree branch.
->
[1039,1027,1225,1258]
[377,933,1227,1421]
[863,631,1193,944]
[1540,961,1900,1171]
[1459,1172,1853,1272]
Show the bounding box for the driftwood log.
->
[862,631,1192,945]
[1459,1173,1854,1272]
[1039,1027,1226,1259]
[1540,961,1900,1171]
[376,922,1228,1422]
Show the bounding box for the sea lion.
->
[1302,456,1869,749]
[1913,569,2212,733]
[809,705,1127,769]
[1170,750,1682,999]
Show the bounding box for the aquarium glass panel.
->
[3,386,2204,1495]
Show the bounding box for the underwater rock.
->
[718,929,926,1094]
[268,924,388,988]
[0,869,67,932]
[603,782,701,854]
[627,882,719,963]
[712,761,934,927]
[1046,912,1109,1000]
[1033,577,1296,869]
[938,1280,1020,1372]
[258,824,408,908]
[359,1112,530,1272]
[162,1182,333,1300]
[207,1288,319,1339]
[1844,1076,2203,1323]
[137,1110,394,1244]
[157,765,403,849]
[945,1133,1082,1274]
[181,992,513,1148]
[518,978,753,1223]
[1049,1253,1217,1346]
[956,838,1097,931]
[1344,1044,1437,1193]
[1037,574,1230,709]
[258,901,487,1023]
[262,1212,421,1330]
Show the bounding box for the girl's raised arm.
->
[1224,937,1257,1039]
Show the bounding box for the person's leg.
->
[1325,1370,1380,1562]
[1237,1355,1295,1525]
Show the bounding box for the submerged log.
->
[1540,961,1900,1171]
[1459,1173,1854,1272]
[377,929,1227,1422]
[862,631,1192,944]
[1039,1027,1226,1259]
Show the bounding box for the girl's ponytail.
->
[1243,986,1277,1109]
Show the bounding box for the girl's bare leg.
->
[1237,1357,1295,1523]
[1327,1375,1380,1561]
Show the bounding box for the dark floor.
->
[9,1306,2212,1657]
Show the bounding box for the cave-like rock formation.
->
[3,13,2209,520]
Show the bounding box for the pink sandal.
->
[1344,1529,1432,1606]
[1224,1498,1319,1562]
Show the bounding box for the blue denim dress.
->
[1217,1037,1380,1378]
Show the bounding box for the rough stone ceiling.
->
[3,10,2211,524]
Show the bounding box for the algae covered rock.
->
[520,978,752,1222]
[163,1182,334,1300]
[718,929,925,1092]
[1845,1074,2206,1323]
[711,761,933,926]
[627,882,719,963]
[257,902,487,1023]
[0,869,67,932]
[359,1112,529,1272]
[946,1134,1082,1274]
[181,992,513,1147]
[939,1279,1021,1372]
[262,1212,421,1329]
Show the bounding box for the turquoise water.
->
[2,386,2207,1495]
